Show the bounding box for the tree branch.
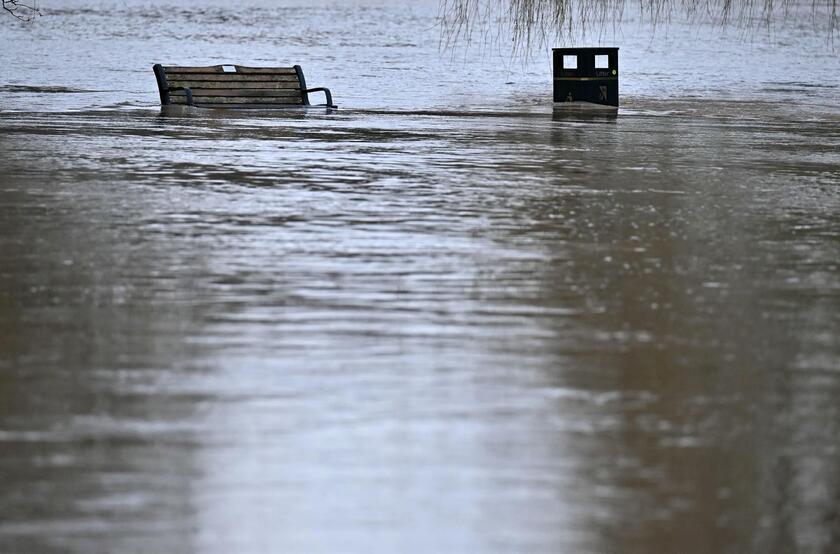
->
[2,0,41,22]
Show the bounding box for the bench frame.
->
[153,64,335,109]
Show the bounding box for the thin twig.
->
[2,0,41,21]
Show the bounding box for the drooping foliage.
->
[439,0,837,52]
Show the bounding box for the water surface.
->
[1,1,839,552]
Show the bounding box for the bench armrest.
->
[305,87,336,109]
[167,86,193,106]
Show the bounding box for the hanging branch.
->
[440,0,838,53]
[2,0,41,21]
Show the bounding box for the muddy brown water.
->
[1,1,839,552]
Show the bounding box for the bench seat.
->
[153,64,336,109]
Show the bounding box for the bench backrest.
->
[153,64,312,108]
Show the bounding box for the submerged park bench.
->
[153,64,336,109]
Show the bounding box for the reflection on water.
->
[2,1,840,552]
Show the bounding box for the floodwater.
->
[1,0,839,552]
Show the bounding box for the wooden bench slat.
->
[166,80,299,89]
[167,81,301,91]
[169,102,307,109]
[170,94,304,102]
[200,104,306,109]
[163,66,298,75]
[165,74,301,83]
[170,96,304,105]
[170,89,304,98]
